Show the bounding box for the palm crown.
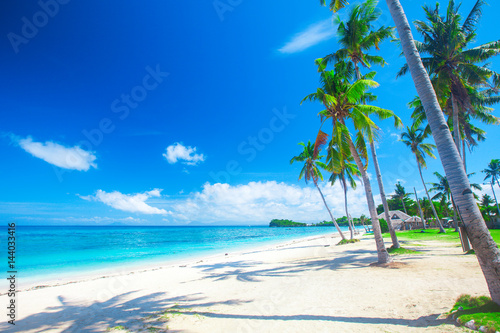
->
[400,123,437,167]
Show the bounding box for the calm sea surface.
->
[1,225,351,285]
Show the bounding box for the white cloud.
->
[163,142,205,166]
[81,189,167,215]
[278,19,335,54]
[163,181,369,224]
[16,136,97,171]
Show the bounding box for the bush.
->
[337,238,360,245]
[379,218,389,233]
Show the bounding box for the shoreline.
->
[11,230,348,293]
[2,230,487,332]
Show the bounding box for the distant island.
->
[269,219,307,227]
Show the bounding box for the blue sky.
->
[1,0,499,225]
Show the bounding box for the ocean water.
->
[1,225,354,286]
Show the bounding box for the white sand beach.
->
[1,233,488,332]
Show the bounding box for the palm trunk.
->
[400,197,408,214]
[343,185,354,239]
[451,93,461,159]
[346,134,391,263]
[417,159,446,233]
[360,219,368,232]
[386,0,500,305]
[451,195,459,232]
[370,140,400,248]
[462,139,467,173]
[414,187,427,229]
[491,181,500,216]
[354,64,400,249]
[314,179,346,240]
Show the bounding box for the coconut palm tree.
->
[483,159,500,215]
[480,194,495,222]
[290,141,346,240]
[392,182,409,214]
[319,0,349,13]
[385,0,500,305]
[302,59,393,263]
[397,0,500,159]
[429,171,482,231]
[322,0,400,248]
[359,214,369,232]
[400,124,446,232]
[328,145,360,239]
[413,187,427,229]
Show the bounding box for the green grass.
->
[381,229,500,246]
[106,326,127,332]
[387,246,422,255]
[337,238,361,245]
[448,294,500,332]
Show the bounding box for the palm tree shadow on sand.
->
[11,291,249,333]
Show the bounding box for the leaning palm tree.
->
[397,0,500,159]
[483,159,500,215]
[400,124,446,233]
[290,140,346,240]
[323,0,400,249]
[328,145,361,239]
[385,0,500,305]
[392,182,409,214]
[302,59,393,263]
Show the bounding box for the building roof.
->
[377,210,411,222]
[404,216,422,223]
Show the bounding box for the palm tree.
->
[359,214,369,232]
[480,194,495,222]
[392,182,409,214]
[429,171,482,231]
[483,159,500,215]
[328,146,360,239]
[413,187,427,229]
[385,0,500,305]
[302,59,393,263]
[400,124,446,232]
[323,0,400,248]
[397,0,500,159]
[319,0,349,13]
[291,141,346,241]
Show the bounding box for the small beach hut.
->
[403,216,423,230]
[376,210,410,230]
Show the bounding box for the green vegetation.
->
[337,238,360,245]
[106,326,127,332]
[448,294,500,332]
[387,246,421,255]
[379,218,389,233]
[269,219,307,227]
[381,229,500,246]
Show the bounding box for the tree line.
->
[290,0,500,304]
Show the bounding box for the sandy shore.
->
[1,232,488,332]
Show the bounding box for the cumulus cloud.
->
[81,189,167,215]
[16,136,97,171]
[278,19,335,54]
[163,142,205,166]
[164,181,369,224]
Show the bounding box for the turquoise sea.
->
[1,225,353,287]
